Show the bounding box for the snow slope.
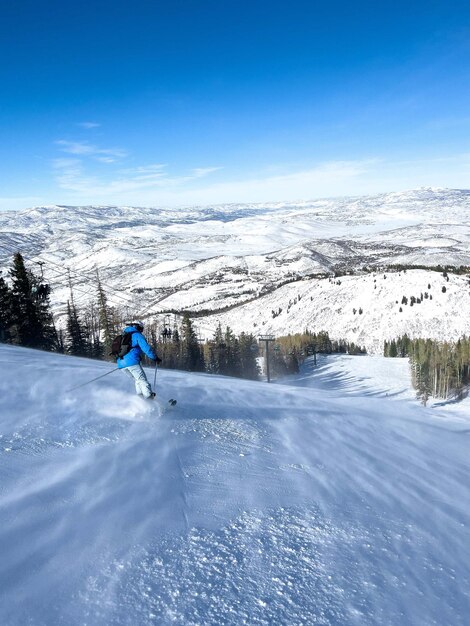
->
[193,269,470,353]
[1,345,469,625]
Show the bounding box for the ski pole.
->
[153,361,158,392]
[67,368,119,392]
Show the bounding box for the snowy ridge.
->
[0,188,469,348]
[0,345,469,624]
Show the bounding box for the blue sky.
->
[1,0,470,209]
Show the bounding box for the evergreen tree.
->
[0,274,13,342]
[239,332,261,380]
[315,331,333,353]
[170,326,181,368]
[96,270,114,359]
[206,342,219,375]
[181,313,205,372]
[9,253,56,350]
[206,323,226,374]
[205,328,260,380]
[224,326,242,377]
[31,271,57,350]
[66,301,89,356]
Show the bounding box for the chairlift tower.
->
[67,268,75,306]
[31,261,50,301]
[258,334,275,383]
[36,260,45,280]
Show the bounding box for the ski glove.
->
[155,356,162,364]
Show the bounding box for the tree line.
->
[335,264,470,277]
[384,335,470,403]
[1,253,367,383]
[147,320,261,380]
[275,330,366,358]
[0,253,261,380]
[263,330,366,378]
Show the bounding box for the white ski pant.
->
[123,364,153,398]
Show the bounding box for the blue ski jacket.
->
[117,325,157,368]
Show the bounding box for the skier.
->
[117,321,161,399]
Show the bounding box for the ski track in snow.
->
[0,345,469,625]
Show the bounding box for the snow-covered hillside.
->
[193,269,470,353]
[1,345,469,625]
[0,188,469,348]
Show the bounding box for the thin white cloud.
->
[95,156,119,164]
[78,122,101,129]
[119,164,168,180]
[52,157,82,169]
[52,156,222,196]
[56,141,92,155]
[168,160,376,205]
[56,140,127,159]
[49,130,470,208]
[52,158,95,191]
[191,167,223,178]
[52,140,224,198]
[51,156,371,202]
[56,153,470,207]
[122,164,168,174]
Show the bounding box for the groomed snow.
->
[1,345,469,625]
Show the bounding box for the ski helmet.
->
[131,320,144,331]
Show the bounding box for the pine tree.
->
[181,314,205,372]
[206,343,218,374]
[31,271,57,351]
[207,323,226,374]
[170,326,181,368]
[96,269,114,359]
[389,340,398,357]
[9,253,56,350]
[66,301,89,356]
[224,326,242,377]
[239,332,260,380]
[0,274,13,342]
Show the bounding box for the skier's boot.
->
[148,392,156,400]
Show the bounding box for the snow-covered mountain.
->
[1,345,469,624]
[1,187,469,350]
[196,269,470,353]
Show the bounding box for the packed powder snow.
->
[0,344,469,625]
